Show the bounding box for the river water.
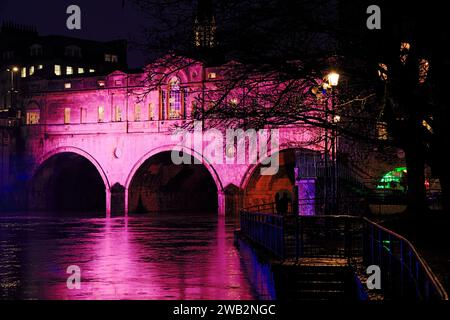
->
[0,213,260,300]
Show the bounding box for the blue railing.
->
[240,211,284,259]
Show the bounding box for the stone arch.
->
[240,147,320,211]
[28,146,110,215]
[32,146,110,190]
[125,144,224,215]
[125,144,223,193]
[240,146,303,191]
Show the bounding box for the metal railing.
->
[240,211,284,259]
[239,210,448,301]
[363,218,448,300]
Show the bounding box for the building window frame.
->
[64,108,71,124]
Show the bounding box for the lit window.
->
[64,83,72,89]
[148,102,154,120]
[38,65,43,70]
[64,108,71,124]
[97,80,106,87]
[168,77,183,119]
[78,67,84,74]
[105,54,118,63]
[29,66,35,76]
[21,67,27,78]
[55,65,61,76]
[114,105,122,122]
[98,106,105,122]
[208,72,217,79]
[89,69,95,73]
[66,66,73,75]
[134,104,141,121]
[26,111,40,125]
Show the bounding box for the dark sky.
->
[0,0,150,67]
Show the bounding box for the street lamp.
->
[326,71,339,214]
[327,72,340,87]
[6,67,19,110]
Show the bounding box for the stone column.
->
[110,183,126,216]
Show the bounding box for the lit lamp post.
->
[6,67,19,110]
[326,71,339,214]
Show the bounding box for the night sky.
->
[0,0,150,67]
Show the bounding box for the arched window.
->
[168,77,183,119]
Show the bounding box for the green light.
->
[376,167,407,191]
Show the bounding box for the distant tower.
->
[193,0,217,49]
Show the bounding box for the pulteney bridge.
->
[22,58,323,216]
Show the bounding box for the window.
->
[148,102,154,120]
[98,106,105,122]
[89,69,95,73]
[134,104,141,121]
[2,51,14,60]
[26,111,40,125]
[21,67,27,78]
[114,80,122,86]
[54,65,61,76]
[64,108,71,124]
[80,108,87,124]
[105,54,119,63]
[208,72,217,79]
[29,66,35,76]
[160,89,166,120]
[30,44,43,56]
[64,83,72,89]
[114,105,122,122]
[78,67,84,74]
[168,77,183,119]
[97,80,106,87]
[66,66,73,75]
[38,65,43,70]
[65,46,82,58]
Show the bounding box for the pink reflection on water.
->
[26,214,255,300]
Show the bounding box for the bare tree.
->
[129,0,449,214]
